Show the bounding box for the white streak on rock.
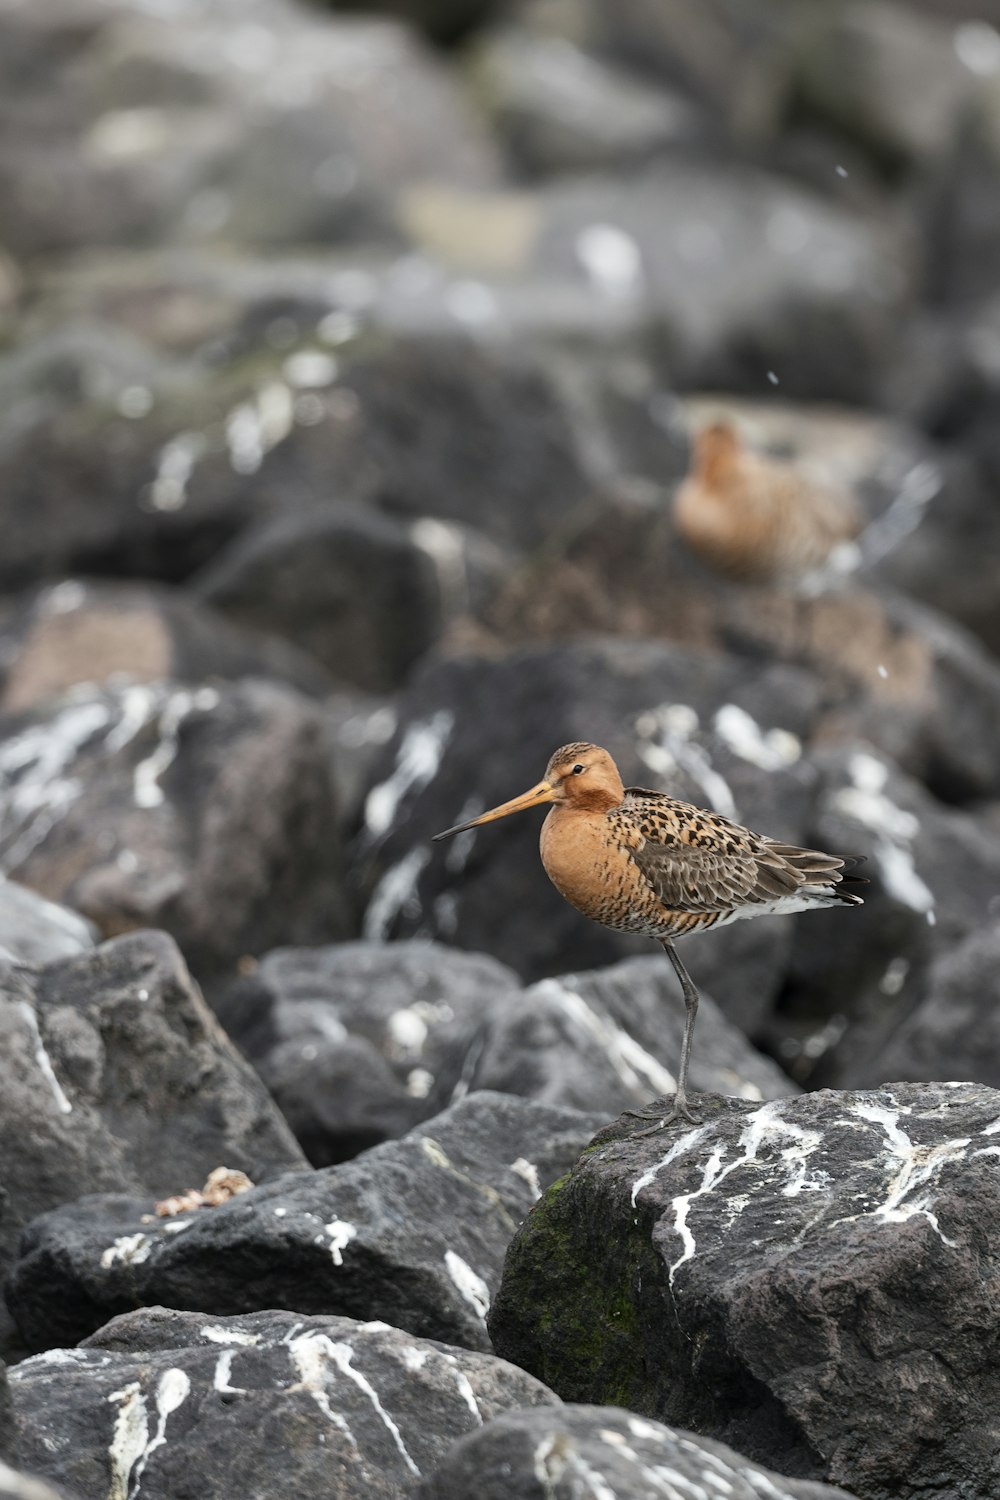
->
[199,1326,262,1347]
[538,979,676,1098]
[287,1333,358,1445]
[100,1234,153,1271]
[313,1336,420,1477]
[631,1124,712,1207]
[364,711,454,839]
[635,704,736,819]
[853,1101,964,1246]
[713,705,801,771]
[107,1382,149,1500]
[0,699,110,869]
[410,517,469,616]
[14,1348,108,1372]
[148,432,206,512]
[133,688,219,809]
[124,1368,189,1498]
[400,1346,428,1372]
[325,1219,358,1267]
[444,1249,490,1323]
[213,1350,247,1395]
[442,1353,483,1424]
[386,1007,428,1057]
[510,1157,541,1200]
[16,1002,72,1114]
[828,753,934,915]
[362,848,430,940]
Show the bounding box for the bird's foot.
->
[628,1094,702,1135]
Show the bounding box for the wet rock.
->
[8,1307,557,1500]
[212,940,521,1164]
[0,879,94,967]
[417,1403,859,1500]
[0,677,345,977]
[356,637,823,1008]
[0,579,331,714]
[861,921,1000,1090]
[0,931,306,1357]
[488,1083,1000,1500]
[5,1091,603,1354]
[194,505,507,691]
[471,957,794,1112]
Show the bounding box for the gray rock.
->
[5,1091,603,1353]
[0,931,306,1358]
[212,940,521,1164]
[779,743,1000,1086]
[0,677,345,977]
[470,956,795,1113]
[863,922,1000,1089]
[193,505,508,691]
[0,1,502,256]
[8,1307,557,1500]
[0,579,331,714]
[468,27,707,177]
[0,880,94,967]
[417,1404,859,1500]
[489,1082,1000,1500]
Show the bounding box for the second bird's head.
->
[433,743,624,842]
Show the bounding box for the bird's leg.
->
[627,939,702,1134]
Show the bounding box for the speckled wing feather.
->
[620,787,844,915]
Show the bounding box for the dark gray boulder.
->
[193,505,507,691]
[779,744,1000,1086]
[417,1403,859,1500]
[0,931,306,1357]
[489,1082,1000,1500]
[0,677,345,977]
[5,1091,603,1354]
[0,1361,13,1465]
[212,940,521,1164]
[8,1307,557,1500]
[862,922,1000,1089]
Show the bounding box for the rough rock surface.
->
[488,1082,1000,1500]
[8,1307,557,1500]
[213,943,793,1163]
[212,940,522,1163]
[0,880,94,967]
[0,1364,13,1465]
[0,677,345,975]
[6,1091,602,1354]
[0,931,306,1355]
[416,1404,859,1500]
[469,956,796,1113]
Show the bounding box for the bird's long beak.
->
[433,780,557,841]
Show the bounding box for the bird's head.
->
[433,743,624,841]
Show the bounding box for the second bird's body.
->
[435,742,864,1125]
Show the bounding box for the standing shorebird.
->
[434,743,864,1128]
[674,421,863,587]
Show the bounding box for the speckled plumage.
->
[435,742,864,1127]
[674,421,862,585]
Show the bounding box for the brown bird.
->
[674,420,863,586]
[434,743,864,1128]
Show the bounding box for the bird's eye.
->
[572,764,585,775]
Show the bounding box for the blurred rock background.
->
[3,0,1000,1299]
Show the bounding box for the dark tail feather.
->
[834,855,868,904]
